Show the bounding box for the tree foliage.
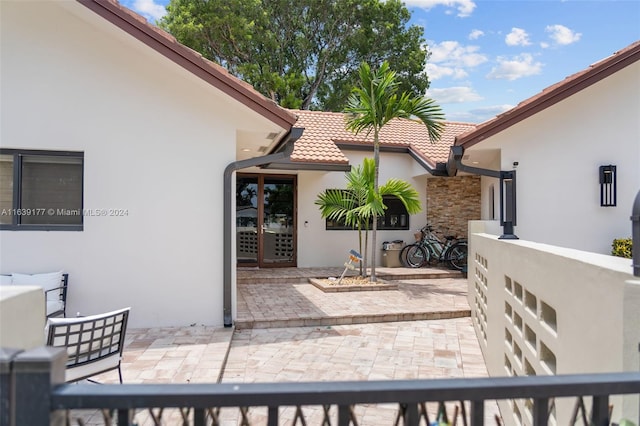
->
[159,0,430,110]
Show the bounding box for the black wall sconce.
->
[599,165,617,207]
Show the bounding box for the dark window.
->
[0,149,83,231]
[326,192,410,230]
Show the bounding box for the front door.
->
[236,174,296,267]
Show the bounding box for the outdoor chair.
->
[46,307,130,383]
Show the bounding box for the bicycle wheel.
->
[403,244,429,268]
[445,242,468,271]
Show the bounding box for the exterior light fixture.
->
[599,165,616,207]
[499,170,517,239]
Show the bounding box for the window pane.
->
[0,155,13,224]
[379,196,409,230]
[21,155,83,225]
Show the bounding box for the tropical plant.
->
[315,158,421,276]
[612,237,632,258]
[344,61,444,281]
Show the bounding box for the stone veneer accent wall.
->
[426,175,481,238]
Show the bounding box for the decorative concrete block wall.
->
[467,226,639,425]
[427,176,481,238]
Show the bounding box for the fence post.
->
[13,346,67,426]
[0,348,23,426]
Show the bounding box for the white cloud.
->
[404,0,476,17]
[505,28,531,47]
[545,24,582,45]
[472,104,514,117]
[469,29,484,40]
[425,64,468,80]
[131,0,167,22]
[425,41,487,81]
[487,54,543,81]
[426,86,483,104]
[446,104,514,123]
[429,41,488,67]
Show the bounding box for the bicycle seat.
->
[444,235,456,240]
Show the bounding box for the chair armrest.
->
[45,273,68,318]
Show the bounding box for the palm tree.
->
[345,61,444,281]
[315,158,422,276]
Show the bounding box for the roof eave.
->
[261,160,351,172]
[456,41,640,149]
[77,0,297,129]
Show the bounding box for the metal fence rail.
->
[3,346,640,425]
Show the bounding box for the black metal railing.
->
[2,346,640,426]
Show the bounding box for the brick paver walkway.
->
[237,277,470,329]
[220,318,499,424]
[68,267,501,425]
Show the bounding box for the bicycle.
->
[399,224,468,271]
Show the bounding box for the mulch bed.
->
[308,276,398,292]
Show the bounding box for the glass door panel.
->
[262,176,295,265]
[236,176,259,264]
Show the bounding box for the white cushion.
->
[12,271,63,301]
[46,300,65,316]
[0,275,12,286]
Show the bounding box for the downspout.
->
[449,145,518,240]
[632,189,640,277]
[223,127,304,327]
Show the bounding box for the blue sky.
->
[123,0,639,123]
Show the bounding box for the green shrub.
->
[611,238,633,258]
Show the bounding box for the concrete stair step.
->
[234,309,471,330]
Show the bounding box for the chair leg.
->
[118,365,123,384]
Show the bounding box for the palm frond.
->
[379,179,422,214]
[314,189,356,221]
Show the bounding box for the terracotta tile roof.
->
[290,110,476,168]
[77,0,297,129]
[75,0,477,168]
[456,40,640,148]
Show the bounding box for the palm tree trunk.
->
[371,127,380,282]
[364,226,369,276]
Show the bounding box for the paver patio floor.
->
[219,318,500,424]
[68,268,502,425]
[237,277,471,329]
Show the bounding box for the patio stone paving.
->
[236,277,471,329]
[66,267,502,425]
[218,318,500,425]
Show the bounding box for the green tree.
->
[315,158,421,276]
[159,0,430,110]
[345,61,444,281]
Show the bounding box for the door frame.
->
[236,173,297,268]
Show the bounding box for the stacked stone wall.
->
[425,176,481,239]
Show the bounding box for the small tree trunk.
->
[364,227,369,276]
[371,128,380,282]
[358,224,364,276]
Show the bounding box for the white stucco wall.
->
[297,150,432,268]
[467,61,640,254]
[0,2,284,327]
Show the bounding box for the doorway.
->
[236,174,296,267]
